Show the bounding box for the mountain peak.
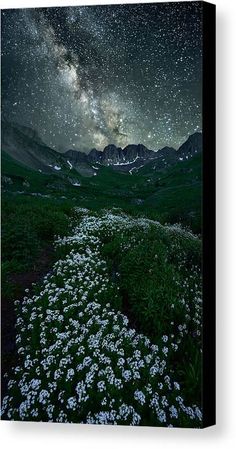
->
[2,121,203,175]
[103,144,120,151]
[177,132,202,157]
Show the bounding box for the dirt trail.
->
[1,245,54,398]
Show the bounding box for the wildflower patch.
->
[1,208,202,427]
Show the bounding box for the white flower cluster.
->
[1,209,202,427]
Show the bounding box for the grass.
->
[1,194,74,300]
[2,151,202,233]
[1,151,203,426]
[101,218,202,406]
[1,209,203,427]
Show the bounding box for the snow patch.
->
[135,164,145,171]
[112,156,141,166]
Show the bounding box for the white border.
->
[1,0,236,447]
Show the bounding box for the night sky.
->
[1,2,202,153]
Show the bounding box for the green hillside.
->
[2,151,202,233]
[1,150,203,426]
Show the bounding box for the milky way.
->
[1,2,202,152]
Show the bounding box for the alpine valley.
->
[2,120,202,175]
[1,121,203,427]
[2,120,202,231]
[1,2,205,428]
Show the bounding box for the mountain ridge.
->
[1,120,202,175]
[64,133,202,172]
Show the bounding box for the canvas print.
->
[1,2,215,427]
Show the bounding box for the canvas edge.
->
[202,0,216,429]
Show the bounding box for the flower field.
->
[1,208,203,427]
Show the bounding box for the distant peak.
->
[177,132,202,156]
[187,131,202,140]
[104,144,119,150]
[2,120,45,147]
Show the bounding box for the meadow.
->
[1,153,203,426]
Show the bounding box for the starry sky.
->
[1,2,202,153]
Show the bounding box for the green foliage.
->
[2,151,202,234]
[1,149,203,421]
[2,209,203,427]
[1,194,73,299]
[101,222,202,405]
[177,336,202,404]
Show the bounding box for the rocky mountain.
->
[86,143,158,172]
[64,143,177,173]
[1,120,66,173]
[1,120,202,176]
[177,132,202,159]
[64,135,202,173]
[63,149,88,165]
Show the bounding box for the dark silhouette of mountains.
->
[177,132,203,158]
[1,120,65,173]
[1,120,202,175]
[64,143,160,170]
[65,133,202,173]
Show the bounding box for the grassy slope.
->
[2,151,202,230]
[100,214,202,407]
[1,152,203,425]
[70,154,202,233]
[1,151,202,299]
[1,209,202,426]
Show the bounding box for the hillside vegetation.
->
[1,146,203,426]
[1,208,202,426]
